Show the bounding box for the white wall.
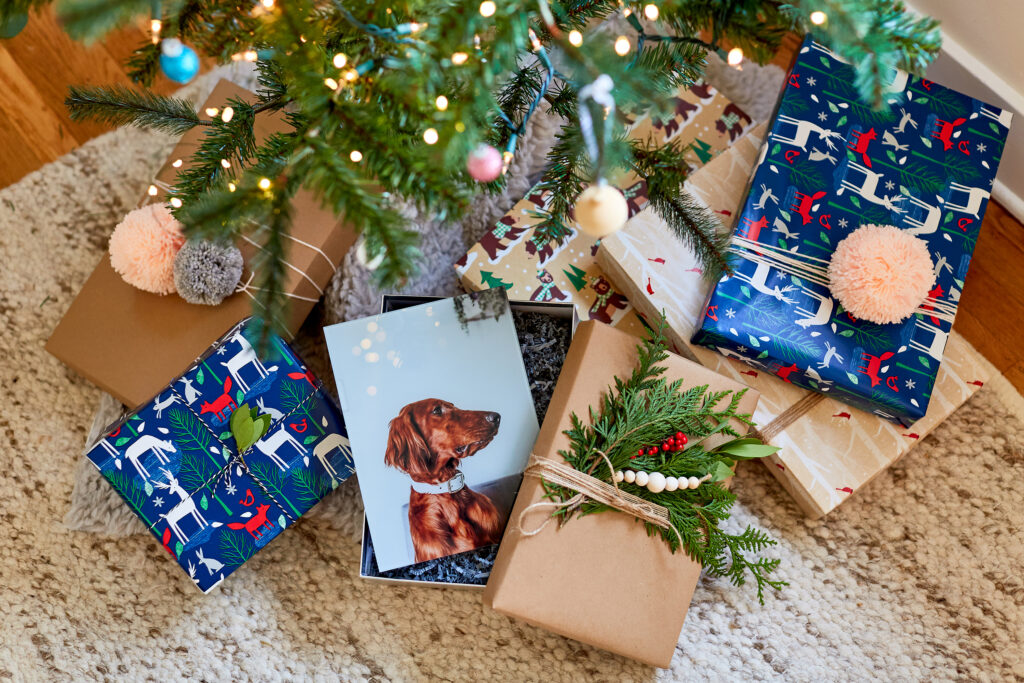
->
[908,0,1024,220]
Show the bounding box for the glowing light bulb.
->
[614,35,630,56]
[221,106,234,122]
[172,159,183,168]
[205,107,219,117]
[333,53,347,68]
[454,121,466,132]
[350,150,363,162]
[479,0,495,17]
[568,30,583,47]
[344,69,358,82]
[435,95,449,111]
[260,0,274,8]
[451,52,468,65]
[228,182,237,192]
[810,10,827,25]
[258,178,272,190]
[169,197,183,208]
[324,77,339,90]
[644,3,659,20]
[150,19,161,44]
[727,46,743,66]
[423,128,439,144]
[243,50,258,62]
[220,158,231,169]
[147,185,158,196]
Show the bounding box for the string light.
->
[343,69,358,82]
[258,178,272,190]
[220,158,231,169]
[260,0,274,8]
[169,197,183,208]
[228,182,237,192]
[172,159,183,168]
[644,3,659,20]
[325,77,339,90]
[528,28,542,51]
[451,52,468,65]
[435,95,449,111]
[810,10,827,24]
[614,35,631,56]
[479,0,495,17]
[243,50,258,62]
[147,185,158,196]
[568,30,583,47]
[350,150,363,162]
[333,53,347,68]
[454,121,466,132]
[727,47,744,66]
[221,106,235,122]
[423,128,439,144]
[205,107,219,117]
[150,19,161,44]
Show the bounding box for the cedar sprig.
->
[543,317,786,603]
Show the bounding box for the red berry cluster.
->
[634,431,688,458]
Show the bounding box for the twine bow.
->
[518,453,684,548]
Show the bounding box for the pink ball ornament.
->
[108,203,186,295]
[827,224,935,325]
[466,144,503,182]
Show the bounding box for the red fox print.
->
[847,127,877,168]
[857,351,895,388]
[931,117,967,151]
[738,215,768,242]
[287,369,316,387]
[200,377,236,422]
[775,363,800,383]
[791,190,827,226]
[919,283,945,325]
[716,103,753,141]
[227,503,275,540]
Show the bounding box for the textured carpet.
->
[3,57,1024,681]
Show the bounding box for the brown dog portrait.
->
[385,398,504,563]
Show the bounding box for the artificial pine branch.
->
[66,85,205,135]
[545,318,785,603]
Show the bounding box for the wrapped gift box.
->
[47,80,357,408]
[598,124,992,518]
[85,318,354,592]
[483,321,760,667]
[691,37,1010,425]
[455,80,753,337]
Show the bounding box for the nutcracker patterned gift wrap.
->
[693,37,1011,426]
[85,318,355,592]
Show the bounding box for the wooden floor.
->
[2,21,1022,392]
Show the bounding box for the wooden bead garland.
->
[615,469,710,493]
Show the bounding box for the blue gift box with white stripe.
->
[692,36,1011,426]
[86,318,354,592]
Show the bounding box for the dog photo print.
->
[325,289,539,572]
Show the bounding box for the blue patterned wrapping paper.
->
[692,36,1011,426]
[85,318,355,593]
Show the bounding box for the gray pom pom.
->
[173,239,244,305]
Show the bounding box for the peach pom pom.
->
[108,204,185,295]
[827,224,935,325]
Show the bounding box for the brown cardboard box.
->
[482,321,760,668]
[597,126,991,518]
[46,80,356,408]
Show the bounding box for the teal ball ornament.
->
[159,38,200,84]
[0,11,28,39]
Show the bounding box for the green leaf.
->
[200,493,209,511]
[277,515,287,529]
[887,150,897,162]
[718,442,781,460]
[828,101,839,113]
[710,461,734,482]
[144,481,154,496]
[236,390,245,405]
[836,115,847,127]
[197,368,204,385]
[820,232,831,246]
[850,195,861,208]
[839,329,854,337]
[740,285,752,299]
[944,211,954,224]
[990,121,1001,134]
[219,431,232,440]
[771,143,781,157]
[779,210,792,222]
[757,350,769,359]
[778,238,787,250]
[115,436,130,447]
[846,372,860,385]
[919,356,931,369]
[920,136,933,148]
[916,96,929,104]
[175,541,184,557]
[820,56,830,68]
[747,335,761,348]
[303,435,318,445]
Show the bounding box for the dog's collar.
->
[410,471,465,495]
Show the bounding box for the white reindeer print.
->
[943,182,990,220]
[153,392,178,418]
[817,342,844,370]
[312,432,352,480]
[772,114,843,152]
[895,108,918,134]
[794,288,835,329]
[254,424,307,471]
[971,104,1012,129]
[195,548,225,576]
[835,160,904,212]
[881,130,908,152]
[753,184,779,211]
[771,217,800,240]
[220,330,269,393]
[155,469,207,545]
[255,398,285,423]
[909,320,949,362]
[732,262,797,304]
[808,147,838,165]
[124,435,177,480]
[901,194,943,236]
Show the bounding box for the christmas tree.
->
[0,0,940,329]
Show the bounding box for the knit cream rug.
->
[2,63,1024,681]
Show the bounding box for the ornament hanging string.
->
[577,74,616,182]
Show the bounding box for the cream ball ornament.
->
[646,472,666,494]
[623,470,636,483]
[687,476,701,489]
[613,470,624,483]
[634,471,649,487]
[665,476,679,492]
[574,182,628,238]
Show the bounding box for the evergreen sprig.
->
[65,85,204,135]
[544,319,786,603]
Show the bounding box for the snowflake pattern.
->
[225,482,237,496]
[806,76,816,86]
[725,308,736,319]
[884,180,895,190]
[818,112,828,122]
[153,496,164,508]
[905,379,916,390]
[837,218,848,229]
[217,346,228,355]
[977,142,987,153]
[737,346,748,354]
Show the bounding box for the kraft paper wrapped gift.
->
[455,80,753,338]
[691,37,1010,426]
[598,124,992,518]
[84,317,355,593]
[46,80,357,408]
[482,321,760,668]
